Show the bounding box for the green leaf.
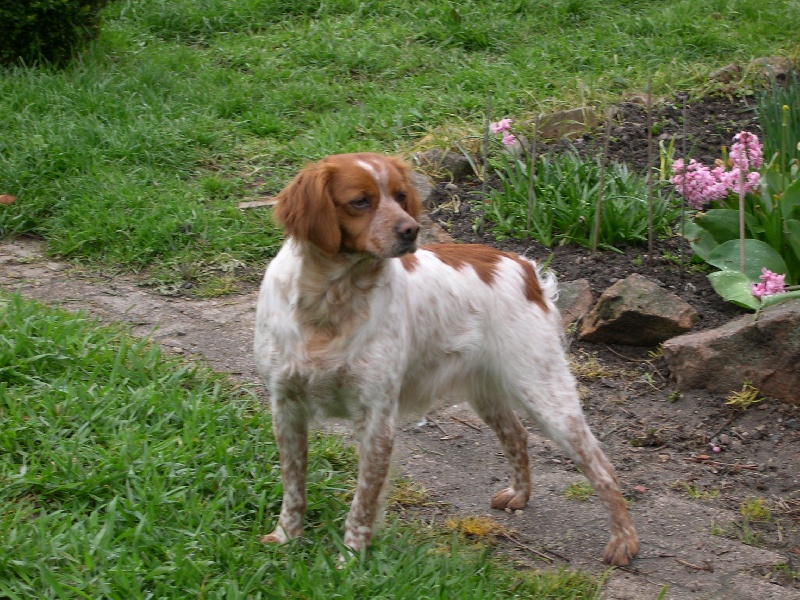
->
[694,209,741,243]
[707,238,789,280]
[707,270,760,310]
[760,289,800,309]
[781,178,800,221]
[683,220,719,263]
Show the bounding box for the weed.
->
[564,482,595,501]
[569,350,612,380]
[740,497,771,522]
[389,480,430,508]
[725,382,765,410]
[446,515,509,539]
[683,483,720,500]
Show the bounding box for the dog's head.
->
[273,153,422,258]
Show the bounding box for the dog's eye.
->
[350,196,371,209]
[396,192,407,204]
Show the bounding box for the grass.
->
[0,292,601,598]
[564,482,595,502]
[2,1,799,288]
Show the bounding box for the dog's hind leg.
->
[469,400,531,511]
[516,382,639,566]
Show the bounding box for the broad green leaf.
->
[707,239,788,281]
[707,270,760,310]
[694,209,757,243]
[760,289,800,308]
[784,219,800,283]
[781,178,800,221]
[683,220,718,262]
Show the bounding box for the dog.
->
[254,152,639,566]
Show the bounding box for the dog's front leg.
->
[343,406,397,552]
[262,398,308,545]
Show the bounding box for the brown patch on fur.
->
[424,244,546,310]
[399,253,419,272]
[508,255,546,308]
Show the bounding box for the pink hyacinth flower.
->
[490,118,512,134]
[670,158,717,209]
[730,131,763,171]
[502,133,518,146]
[752,268,786,299]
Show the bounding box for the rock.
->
[662,299,800,404]
[578,274,699,345]
[412,149,475,181]
[409,170,435,210]
[536,107,600,141]
[416,214,454,245]
[708,63,741,84]
[555,279,593,329]
[749,56,795,80]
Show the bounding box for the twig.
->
[526,115,539,244]
[450,416,482,432]
[646,79,655,266]
[501,533,555,563]
[680,100,688,279]
[591,112,613,253]
[479,92,492,236]
[603,343,653,363]
[432,420,449,436]
[675,558,714,572]
[686,457,759,470]
[709,411,742,440]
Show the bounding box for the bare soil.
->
[2,94,799,599]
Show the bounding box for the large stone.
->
[410,170,435,210]
[556,279,593,330]
[663,299,800,404]
[536,107,600,141]
[578,274,698,345]
[416,214,453,245]
[412,149,475,181]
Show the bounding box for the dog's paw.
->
[602,530,639,566]
[490,487,528,510]
[260,526,300,545]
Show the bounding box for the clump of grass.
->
[740,497,771,522]
[569,350,612,380]
[486,148,679,250]
[681,482,720,500]
[564,482,595,501]
[389,479,430,508]
[725,382,765,410]
[446,515,510,539]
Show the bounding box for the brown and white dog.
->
[254,152,639,565]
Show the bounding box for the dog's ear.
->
[390,155,423,219]
[273,162,341,255]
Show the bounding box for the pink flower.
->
[490,118,512,134]
[501,133,518,147]
[751,268,786,299]
[730,131,763,171]
[670,158,718,209]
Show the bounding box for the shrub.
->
[0,0,110,66]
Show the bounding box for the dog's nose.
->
[396,220,419,242]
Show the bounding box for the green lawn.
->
[0,293,600,598]
[1,0,798,286]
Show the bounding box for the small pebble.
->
[718,434,731,445]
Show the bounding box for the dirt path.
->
[2,237,799,599]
